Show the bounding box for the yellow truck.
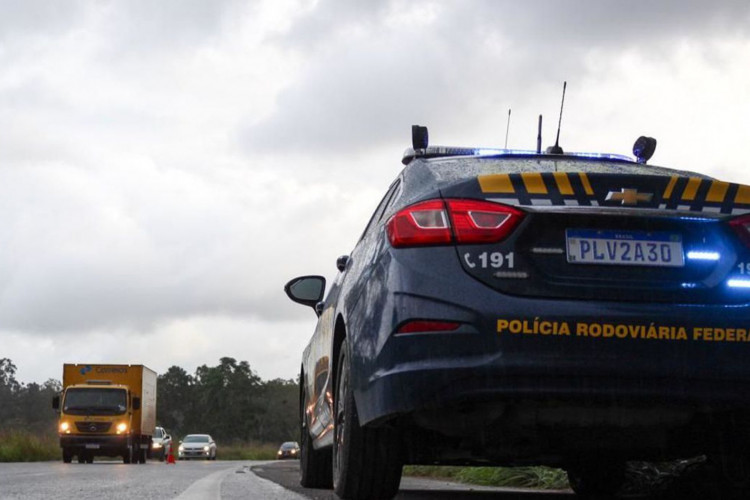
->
[52,364,157,464]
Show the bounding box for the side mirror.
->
[132,396,141,410]
[284,276,326,312]
[52,395,60,410]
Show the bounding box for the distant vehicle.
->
[277,441,300,459]
[286,125,750,499]
[151,426,172,461]
[178,434,217,460]
[52,364,157,464]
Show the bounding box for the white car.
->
[178,434,217,460]
[150,426,172,461]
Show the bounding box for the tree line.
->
[0,357,299,444]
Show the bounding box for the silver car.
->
[178,434,217,460]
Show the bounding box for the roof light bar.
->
[402,146,633,164]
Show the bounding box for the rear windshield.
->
[184,435,209,443]
[427,158,709,185]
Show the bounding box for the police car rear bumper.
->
[351,250,750,427]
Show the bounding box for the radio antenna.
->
[504,109,511,149]
[546,81,567,154]
[536,114,542,154]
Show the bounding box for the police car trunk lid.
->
[435,161,750,304]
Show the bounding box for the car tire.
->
[566,459,626,497]
[299,392,333,488]
[333,340,402,500]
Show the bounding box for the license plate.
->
[85,444,100,449]
[566,229,684,267]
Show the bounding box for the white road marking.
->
[173,464,306,500]
[174,467,234,500]
[243,465,308,499]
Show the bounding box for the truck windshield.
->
[63,388,128,415]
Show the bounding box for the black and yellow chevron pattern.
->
[477,173,750,215]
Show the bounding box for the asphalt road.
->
[0,459,575,500]
[0,460,302,500]
[253,460,575,499]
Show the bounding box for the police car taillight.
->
[729,214,750,248]
[387,199,524,247]
[447,199,523,244]
[387,200,452,247]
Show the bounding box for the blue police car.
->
[285,127,750,499]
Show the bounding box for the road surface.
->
[0,459,575,499]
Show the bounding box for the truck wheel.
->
[86,454,94,464]
[138,447,146,464]
[123,445,134,464]
[62,449,73,464]
[566,460,626,497]
[77,454,85,464]
[299,381,333,488]
[333,340,402,500]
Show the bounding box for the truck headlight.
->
[59,422,70,433]
[116,423,128,434]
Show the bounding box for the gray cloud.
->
[1,0,749,383]
[242,0,750,154]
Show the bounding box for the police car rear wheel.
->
[333,340,402,500]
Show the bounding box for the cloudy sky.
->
[2,0,749,384]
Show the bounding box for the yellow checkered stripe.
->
[477,173,750,215]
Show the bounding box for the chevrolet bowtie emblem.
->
[605,188,653,206]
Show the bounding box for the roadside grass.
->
[403,465,570,490]
[0,431,59,462]
[216,441,279,460]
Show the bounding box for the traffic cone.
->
[166,442,176,464]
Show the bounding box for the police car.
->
[285,126,750,499]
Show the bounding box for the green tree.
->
[157,366,195,437]
[0,358,21,424]
[256,378,298,443]
[193,357,262,442]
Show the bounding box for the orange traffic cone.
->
[166,442,176,464]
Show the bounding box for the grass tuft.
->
[0,431,59,462]
[214,441,279,460]
[404,465,570,490]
